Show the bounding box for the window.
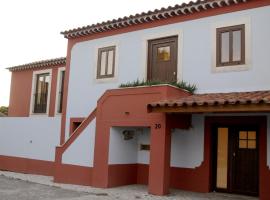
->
[56,70,65,113]
[33,73,50,113]
[140,144,150,151]
[239,131,256,149]
[216,24,245,67]
[157,46,171,61]
[97,46,115,79]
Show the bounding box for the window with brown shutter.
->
[216,24,245,67]
[57,70,65,113]
[97,46,116,79]
[33,73,50,113]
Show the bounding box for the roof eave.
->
[149,103,270,113]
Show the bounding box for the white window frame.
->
[29,69,52,116]
[211,17,251,73]
[141,30,183,81]
[94,42,119,83]
[55,67,66,115]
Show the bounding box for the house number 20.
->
[155,124,161,129]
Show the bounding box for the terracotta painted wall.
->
[8,70,33,117]
[8,65,65,117]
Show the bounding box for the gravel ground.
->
[0,171,258,200]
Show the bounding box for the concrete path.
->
[0,171,258,200]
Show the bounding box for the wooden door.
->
[231,126,259,196]
[148,36,178,82]
[214,126,259,196]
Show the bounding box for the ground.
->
[0,171,258,200]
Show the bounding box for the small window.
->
[33,73,50,113]
[157,46,171,61]
[140,144,150,151]
[239,131,256,149]
[216,24,245,67]
[97,46,115,79]
[57,70,65,113]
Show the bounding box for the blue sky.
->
[0,0,186,106]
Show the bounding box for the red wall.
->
[8,66,65,117]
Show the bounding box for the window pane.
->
[248,140,256,149]
[34,73,49,113]
[107,50,114,75]
[248,131,256,140]
[233,30,241,61]
[100,51,107,76]
[58,71,65,113]
[239,131,247,139]
[157,46,170,61]
[221,32,230,63]
[216,128,228,189]
[239,140,247,149]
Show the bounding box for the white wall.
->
[65,6,270,141]
[62,119,96,167]
[108,127,150,164]
[171,115,204,168]
[0,117,60,161]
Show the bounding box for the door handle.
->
[173,72,176,75]
[233,152,236,157]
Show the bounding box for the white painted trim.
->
[29,69,52,116]
[55,67,66,115]
[93,41,119,83]
[211,17,251,73]
[141,30,183,81]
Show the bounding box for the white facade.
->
[0,117,60,161]
[171,115,204,168]
[62,119,96,167]
[109,127,150,165]
[63,5,270,168]
[65,6,270,140]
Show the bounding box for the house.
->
[0,0,270,199]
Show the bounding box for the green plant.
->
[119,79,197,93]
[0,106,8,116]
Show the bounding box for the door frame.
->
[147,35,178,82]
[142,31,183,81]
[205,116,268,198]
[212,124,259,196]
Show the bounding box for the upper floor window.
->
[33,73,50,114]
[97,46,115,79]
[56,69,65,113]
[216,24,245,67]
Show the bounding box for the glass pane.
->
[34,73,49,113]
[216,128,228,189]
[107,50,114,75]
[157,46,170,61]
[239,140,247,149]
[248,140,256,149]
[221,32,230,63]
[248,131,256,140]
[239,131,247,139]
[233,30,241,61]
[100,51,107,76]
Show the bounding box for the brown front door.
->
[231,126,259,196]
[214,125,259,196]
[148,36,178,82]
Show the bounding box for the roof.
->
[7,57,66,72]
[61,0,249,39]
[149,90,270,113]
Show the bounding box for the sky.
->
[0,0,187,106]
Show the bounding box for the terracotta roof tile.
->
[7,57,66,72]
[61,0,249,39]
[149,90,270,108]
